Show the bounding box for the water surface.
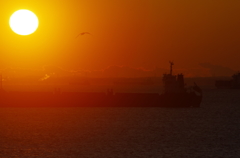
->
[0,89,240,157]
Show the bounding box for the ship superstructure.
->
[162,62,185,93]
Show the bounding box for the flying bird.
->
[76,32,91,38]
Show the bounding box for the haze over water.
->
[1,88,240,157]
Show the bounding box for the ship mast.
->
[169,61,174,75]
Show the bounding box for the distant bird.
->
[76,32,91,38]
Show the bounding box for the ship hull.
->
[0,92,202,108]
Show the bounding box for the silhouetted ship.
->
[0,62,202,107]
[215,72,240,89]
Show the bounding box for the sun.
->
[9,9,39,36]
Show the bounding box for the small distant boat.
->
[0,62,202,107]
[215,72,240,89]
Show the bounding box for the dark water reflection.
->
[1,89,240,157]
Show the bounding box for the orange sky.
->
[0,0,240,77]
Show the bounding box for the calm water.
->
[1,89,240,158]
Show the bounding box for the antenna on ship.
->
[169,61,174,75]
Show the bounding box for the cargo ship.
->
[0,62,202,107]
[215,72,240,89]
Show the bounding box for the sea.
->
[0,88,240,158]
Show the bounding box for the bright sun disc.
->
[9,9,39,35]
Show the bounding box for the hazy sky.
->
[0,0,240,77]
